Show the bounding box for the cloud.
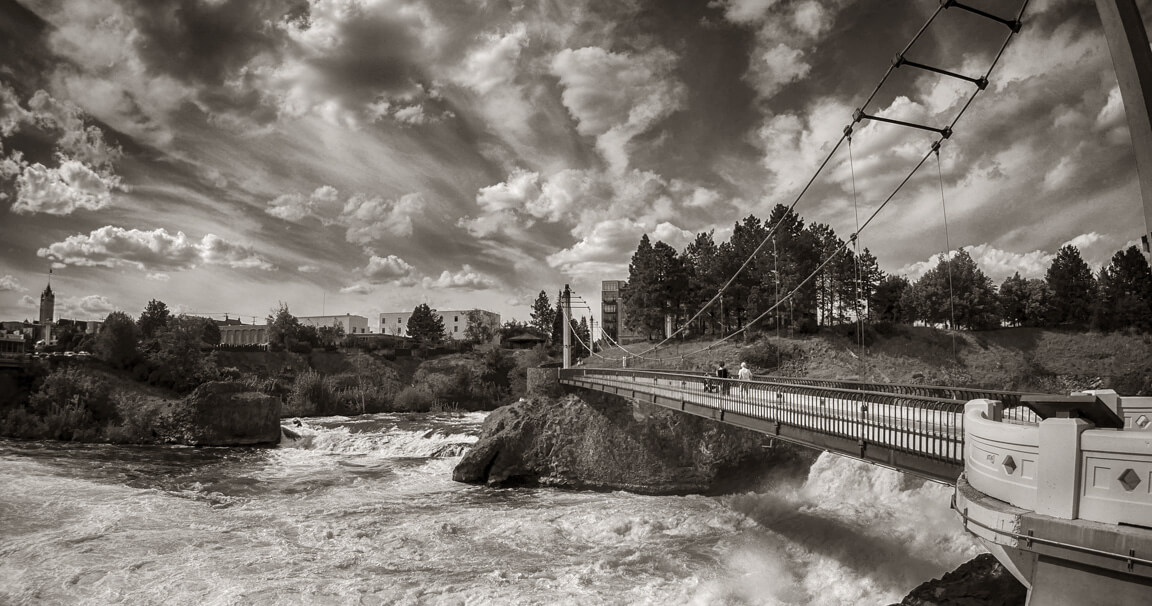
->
[145,273,170,281]
[11,159,122,215]
[58,294,118,320]
[421,264,498,289]
[895,233,1117,284]
[37,226,275,272]
[547,217,646,276]
[0,275,27,292]
[298,264,320,273]
[267,187,426,244]
[362,254,418,285]
[551,46,687,172]
[340,282,375,295]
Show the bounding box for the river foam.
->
[1,413,972,605]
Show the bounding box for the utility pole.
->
[773,236,779,338]
[562,284,572,369]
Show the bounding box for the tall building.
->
[379,308,500,340]
[601,280,622,344]
[601,279,643,344]
[38,281,54,343]
[38,282,54,326]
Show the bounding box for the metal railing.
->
[755,374,1032,408]
[560,368,971,482]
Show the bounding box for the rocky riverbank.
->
[454,386,1029,604]
[453,392,816,495]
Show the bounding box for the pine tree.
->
[1094,246,1152,331]
[406,303,446,344]
[529,290,554,334]
[1045,244,1096,326]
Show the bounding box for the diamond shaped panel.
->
[1002,455,1017,475]
[1119,468,1142,492]
[1137,415,1150,429]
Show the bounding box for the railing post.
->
[1036,416,1091,519]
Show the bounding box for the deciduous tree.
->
[407,303,446,344]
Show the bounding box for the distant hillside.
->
[590,326,1152,396]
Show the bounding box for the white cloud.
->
[547,217,645,275]
[146,273,170,281]
[340,283,375,294]
[298,264,320,273]
[37,226,275,271]
[363,254,417,284]
[59,295,118,319]
[267,187,426,244]
[420,264,498,290]
[0,275,27,292]
[551,46,687,172]
[11,159,122,215]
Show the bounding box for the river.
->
[0,412,982,605]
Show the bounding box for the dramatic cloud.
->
[551,46,687,172]
[362,254,417,284]
[37,226,275,272]
[267,187,425,244]
[11,160,121,215]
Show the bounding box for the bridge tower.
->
[1096,0,1152,264]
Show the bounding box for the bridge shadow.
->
[724,482,959,591]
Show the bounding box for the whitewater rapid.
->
[0,412,981,605]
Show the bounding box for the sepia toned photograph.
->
[1,1,1151,604]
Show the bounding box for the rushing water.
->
[0,412,982,605]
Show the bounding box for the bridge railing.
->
[964,395,1152,527]
[559,368,969,478]
[756,374,1032,408]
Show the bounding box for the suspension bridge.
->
[546,2,1152,604]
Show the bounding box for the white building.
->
[379,309,500,340]
[298,314,369,335]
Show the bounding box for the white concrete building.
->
[379,309,500,340]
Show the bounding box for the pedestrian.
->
[738,361,752,395]
[716,361,729,395]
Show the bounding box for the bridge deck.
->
[560,368,971,484]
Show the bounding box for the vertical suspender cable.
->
[848,133,864,352]
[935,147,957,358]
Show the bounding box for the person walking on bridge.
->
[715,361,729,395]
[738,361,752,395]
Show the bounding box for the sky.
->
[0,0,1150,333]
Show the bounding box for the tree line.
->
[618,204,1152,338]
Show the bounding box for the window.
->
[454,315,458,322]
[454,326,458,332]
[397,317,401,323]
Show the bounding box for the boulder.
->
[452,392,815,495]
[173,381,282,446]
[890,553,1027,606]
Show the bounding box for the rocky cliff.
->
[891,553,1027,606]
[452,392,815,495]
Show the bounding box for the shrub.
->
[392,386,435,411]
[30,367,118,426]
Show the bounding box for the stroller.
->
[703,376,719,393]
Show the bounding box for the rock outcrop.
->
[169,381,282,446]
[890,553,1027,606]
[452,392,815,495]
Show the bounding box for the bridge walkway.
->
[559,368,1034,484]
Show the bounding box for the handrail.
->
[756,374,1031,407]
[559,367,967,477]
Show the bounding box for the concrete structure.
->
[218,323,268,346]
[956,392,1152,604]
[298,314,369,335]
[0,333,25,356]
[379,309,499,340]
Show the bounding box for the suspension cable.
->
[848,134,864,351]
[617,0,1027,363]
[936,147,958,356]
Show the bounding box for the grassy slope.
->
[588,326,1152,396]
